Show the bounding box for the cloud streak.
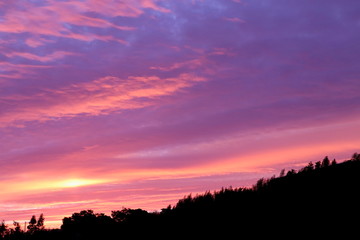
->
[4,51,78,63]
[0,0,168,46]
[0,73,205,126]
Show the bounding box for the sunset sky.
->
[1,0,360,227]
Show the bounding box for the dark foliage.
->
[2,153,360,239]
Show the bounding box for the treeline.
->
[0,214,59,240]
[1,152,360,239]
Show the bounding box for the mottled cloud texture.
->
[1,0,360,227]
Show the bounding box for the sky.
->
[1,0,360,228]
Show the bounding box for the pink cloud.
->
[0,73,206,127]
[150,58,208,71]
[25,37,53,48]
[0,0,168,45]
[5,51,79,63]
[149,48,235,72]
[209,48,236,56]
[138,0,171,13]
[0,62,52,79]
[42,2,136,31]
[224,17,246,23]
[232,0,245,4]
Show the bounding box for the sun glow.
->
[60,179,101,188]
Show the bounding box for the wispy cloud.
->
[4,51,79,63]
[0,0,168,45]
[224,17,246,23]
[150,58,208,71]
[0,73,205,126]
[0,62,52,79]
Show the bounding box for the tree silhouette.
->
[111,208,149,223]
[253,177,268,190]
[352,152,360,161]
[299,161,314,173]
[25,214,45,235]
[13,221,21,233]
[331,158,337,166]
[286,169,296,176]
[321,156,330,168]
[36,214,45,231]
[279,168,286,177]
[62,209,116,240]
[27,215,37,234]
[0,221,8,238]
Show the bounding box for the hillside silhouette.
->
[1,153,360,239]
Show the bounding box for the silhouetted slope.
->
[2,155,360,239]
[160,158,360,237]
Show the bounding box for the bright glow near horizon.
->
[0,0,359,228]
[60,179,101,188]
